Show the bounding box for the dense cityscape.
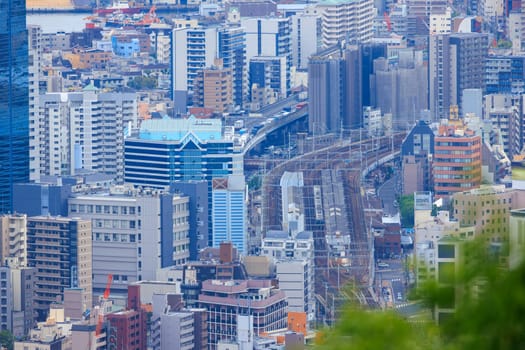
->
[1,0,525,348]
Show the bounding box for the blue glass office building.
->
[0,0,29,213]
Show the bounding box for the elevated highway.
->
[242,107,308,157]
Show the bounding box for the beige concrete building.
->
[68,186,190,295]
[27,216,92,321]
[453,185,525,243]
[402,155,425,195]
[193,66,233,113]
[14,317,72,350]
[0,214,27,266]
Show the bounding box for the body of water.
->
[27,13,89,33]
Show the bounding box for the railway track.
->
[260,133,406,322]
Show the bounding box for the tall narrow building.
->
[308,44,364,134]
[0,0,29,213]
[27,216,92,321]
[429,33,488,120]
[308,46,346,135]
[212,175,246,254]
[218,25,247,109]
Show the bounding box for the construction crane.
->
[383,12,392,32]
[136,5,160,26]
[96,274,113,336]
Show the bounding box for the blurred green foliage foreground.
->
[315,238,525,350]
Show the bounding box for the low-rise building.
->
[198,279,288,349]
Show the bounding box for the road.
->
[376,257,408,307]
[377,172,399,216]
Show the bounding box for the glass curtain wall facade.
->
[0,0,29,213]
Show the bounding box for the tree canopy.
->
[316,237,525,350]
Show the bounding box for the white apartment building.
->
[241,17,292,65]
[33,91,138,181]
[68,186,190,295]
[316,0,374,48]
[28,25,43,182]
[291,12,321,69]
[261,231,315,321]
[172,27,217,93]
[276,260,310,314]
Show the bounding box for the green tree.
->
[0,330,14,350]
[497,39,512,49]
[248,175,262,191]
[127,76,157,90]
[399,194,415,228]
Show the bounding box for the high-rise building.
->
[124,117,243,247]
[401,121,435,194]
[308,44,363,134]
[370,50,428,129]
[171,27,218,110]
[308,46,346,135]
[342,46,361,129]
[316,0,374,47]
[27,216,92,321]
[28,25,43,183]
[291,13,322,70]
[193,65,233,113]
[242,17,292,97]
[361,43,387,108]
[0,0,29,213]
[218,25,247,109]
[124,117,242,189]
[170,181,209,261]
[280,172,305,236]
[68,186,190,295]
[33,91,138,181]
[211,175,246,254]
[429,33,488,120]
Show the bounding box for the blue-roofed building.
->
[124,116,242,188]
[124,116,243,247]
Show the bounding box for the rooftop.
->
[138,116,222,141]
